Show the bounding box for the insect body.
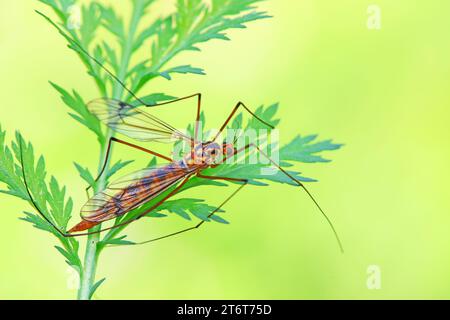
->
[21,14,343,251]
[58,94,342,253]
[70,160,193,232]
[69,141,232,233]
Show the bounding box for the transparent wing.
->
[81,163,193,222]
[87,98,191,142]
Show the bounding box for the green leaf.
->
[36,9,107,95]
[279,135,343,164]
[79,3,102,47]
[99,235,135,246]
[147,212,167,218]
[147,156,158,168]
[0,126,28,200]
[47,176,73,228]
[175,0,271,51]
[38,0,73,22]
[230,113,244,130]
[55,245,81,270]
[21,211,55,234]
[245,103,280,130]
[102,42,119,74]
[154,198,226,223]
[0,129,81,273]
[132,16,159,52]
[99,5,125,44]
[106,159,134,182]
[74,162,95,186]
[50,82,104,144]
[210,214,230,224]
[132,0,270,92]
[89,277,106,300]
[130,93,177,107]
[159,65,205,80]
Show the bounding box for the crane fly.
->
[21,11,343,251]
[67,95,260,237]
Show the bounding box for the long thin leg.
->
[142,93,202,142]
[112,137,340,247]
[147,93,202,134]
[125,174,249,246]
[213,101,275,142]
[19,138,69,237]
[39,12,203,142]
[139,93,202,156]
[19,136,194,238]
[38,10,199,123]
[238,143,344,253]
[86,137,173,198]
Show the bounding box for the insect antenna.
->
[35,10,148,108]
[37,11,192,143]
[299,183,344,253]
[233,143,344,253]
[18,137,68,238]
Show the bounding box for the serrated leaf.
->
[147,157,158,168]
[102,42,119,74]
[36,9,107,95]
[100,235,135,246]
[47,175,72,228]
[0,129,81,274]
[106,159,134,181]
[159,65,205,80]
[99,5,125,42]
[279,135,343,164]
[89,278,106,300]
[154,198,225,223]
[245,103,280,130]
[177,0,270,51]
[79,3,102,47]
[0,127,28,201]
[210,214,230,224]
[130,93,177,107]
[55,245,80,268]
[50,82,104,143]
[74,162,95,186]
[21,211,55,235]
[134,0,269,93]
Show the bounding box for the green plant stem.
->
[76,3,143,300]
[77,129,112,300]
[77,229,99,299]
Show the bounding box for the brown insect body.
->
[68,142,233,233]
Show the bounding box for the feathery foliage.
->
[0,128,81,272]
[0,0,341,299]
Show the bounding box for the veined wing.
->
[81,163,193,223]
[87,98,191,142]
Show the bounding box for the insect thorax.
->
[182,142,223,166]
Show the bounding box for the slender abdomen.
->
[68,161,193,233]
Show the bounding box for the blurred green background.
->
[1,0,450,299]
